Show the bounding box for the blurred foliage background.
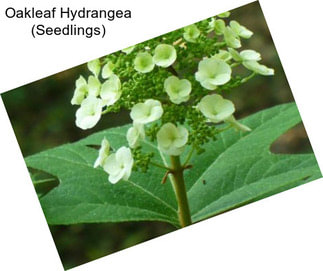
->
[1,2,313,269]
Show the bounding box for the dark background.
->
[1,1,313,269]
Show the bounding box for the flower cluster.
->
[71,11,274,184]
[71,59,121,130]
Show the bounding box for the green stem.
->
[183,147,194,166]
[217,124,232,133]
[241,72,256,83]
[150,161,170,170]
[167,65,179,77]
[230,62,241,68]
[170,155,192,227]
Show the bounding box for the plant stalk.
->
[170,155,192,227]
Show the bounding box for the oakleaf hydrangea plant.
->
[70,11,275,227]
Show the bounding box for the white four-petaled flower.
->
[157,123,188,156]
[134,52,155,73]
[103,147,134,184]
[153,44,177,68]
[130,99,163,124]
[195,58,232,90]
[164,76,191,104]
[197,94,235,123]
[75,96,103,130]
[183,24,200,43]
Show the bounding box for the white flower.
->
[228,48,261,62]
[103,147,134,184]
[75,96,103,130]
[240,50,261,61]
[164,76,191,104]
[228,49,274,75]
[195,58,232,90]
[229,20,253,39]
[94,138,110,168]
[130,99,163,124]
[183,24,200,43]
[225,115,251,132]
[87,59,101,77]
[242,60,274,76]
[157,123,188,156]
[153,44,177,68]
[212,50,232,62]
[71,76,101,105]
[197,94,235,123]
[71,76,88,105]
[101,61,115,79]
[213,19,226,35]
[134,52,155,73]
[100,74,122,106]
[223,26,241,48]
[126,123,145,148]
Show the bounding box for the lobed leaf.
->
[25,103,321,226]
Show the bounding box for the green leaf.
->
[25,103,321,226]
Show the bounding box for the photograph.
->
[1,1,321,269]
